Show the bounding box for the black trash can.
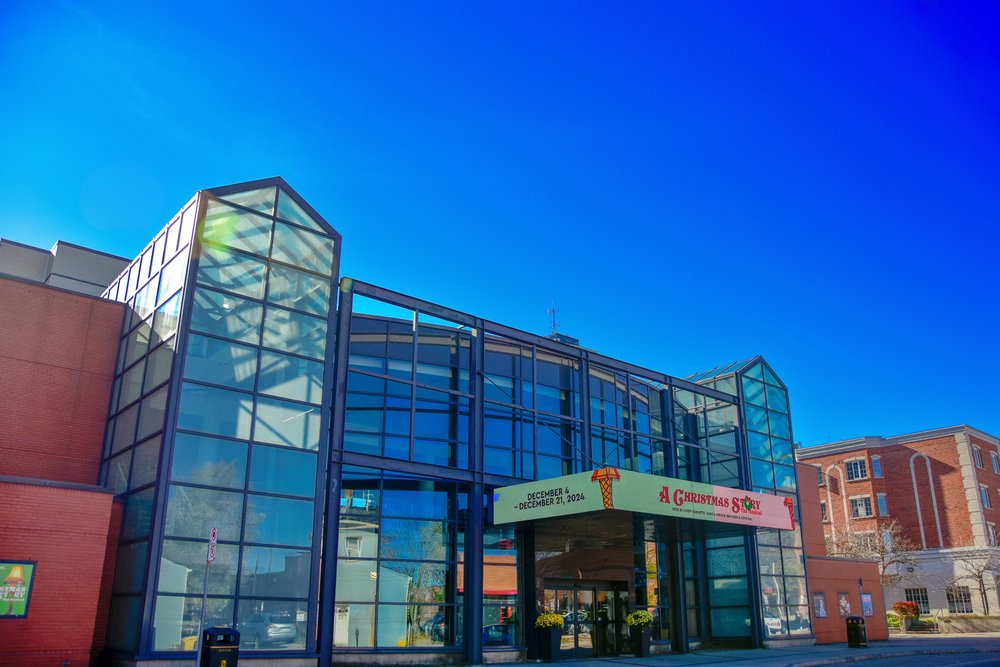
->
[200,627,240,667]
[846,616,867,648]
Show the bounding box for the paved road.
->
[532,634,1000,667]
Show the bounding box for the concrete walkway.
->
[537,634,1000,667]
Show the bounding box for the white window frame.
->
[820,501,828,523]
[905,587,930,615]
[974,447,984,469]
[981,484,992,509]
[992,452,1000,474]
[817,467,825,487]
[850,495,873,518]
[877,493,888,516]
[988,522,997,547]
[946,586,973,614]
[871,455,883,478]
[846,458,868,481]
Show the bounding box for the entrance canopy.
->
[492,467,794,530]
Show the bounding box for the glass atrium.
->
[97,178,809,665]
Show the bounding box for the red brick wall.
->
[806,555,887,644]
[0,278,123,485]
[797,463,826,558]
[969,434,1000,541]
[0,480,115,667]
[802,435,974,550]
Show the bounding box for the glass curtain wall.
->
[101,180,341,657]
[696,359,809,639]
[100,196,198,651]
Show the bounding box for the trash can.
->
[846,616,867,648]
[200,627,240,667]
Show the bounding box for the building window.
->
[988,523,997,547]
[905,588,930,615]
[981,485,992,509]
[817,467,825,486]
[345,536,362,557]
[846,459,868,481]
[871,456,883,478]
[946,586,973,614]
[974,447,984,469]
[992,453,1000,474]
[877,493,888,516]
[850,496,873,518]
[820,502,828,522]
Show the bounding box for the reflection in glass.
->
[245,494,314,547]
[271,221,335,276]
[190,288,262,344]
[171,432,247,489]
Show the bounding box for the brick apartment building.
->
[796,425,1000,618]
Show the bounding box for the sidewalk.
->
[538,634,1000,667]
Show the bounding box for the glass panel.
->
[197,245,266,299]
[201,199,273,257]
[253,396,321,450]
[134,279,157,322]
[153,291,182,343]
[240,546,311,598]
[112,404,138,453]
[276,188,324,232]
[746,405,769,434]
[153,595,234,651]
[708,577,749,606]
[245,494,314,547]
[751,459,775,488]
[765,384,788,413]
[190,287,263,344]
[335,559,377,601]
[131,436,160,489]
[122,488,154,540]
[109,451,131,495]
[707,546,747,577]
[183,334,258,391]
[249,445,317,497]
[248,595,330,639]
[164,484,244,540]
[177,382,253,440]
[219,186,276,215]
[258,350,325,404]
[113,541,148,594]
[333,602,374,647]
[710,607,751,637]
[271,221,335,276]
[120,361,145,408]
[107,596,141,650]
[143,344,174,393]
[171,432,248,489]
[159,539,238,595]
[262,306,326,359]
[136,386,168,441]
[124,322,151,368]
[379,519,449,561]
[775,464,797,492]
[267,263,330,316]
[742,378,765,407]
[158,250,187,302]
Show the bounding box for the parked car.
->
[240,611,297,647]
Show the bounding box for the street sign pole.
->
[193,527,218,666]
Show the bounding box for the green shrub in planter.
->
[626,610,654,628]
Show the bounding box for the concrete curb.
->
[790,647,992,666]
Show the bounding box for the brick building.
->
[796,425,1000,618]
[0,275,127,667]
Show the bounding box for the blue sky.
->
[1,1,997,446]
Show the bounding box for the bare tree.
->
[944,547,1000,615]
[826,519,920,587]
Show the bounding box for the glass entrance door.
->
[543,582,626,658]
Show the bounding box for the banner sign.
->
[0,561,36,618]
[492,468,794,530]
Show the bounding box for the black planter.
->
[537,626,562,663]
[630,626,651,658]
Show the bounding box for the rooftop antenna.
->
[548,302,560,336]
